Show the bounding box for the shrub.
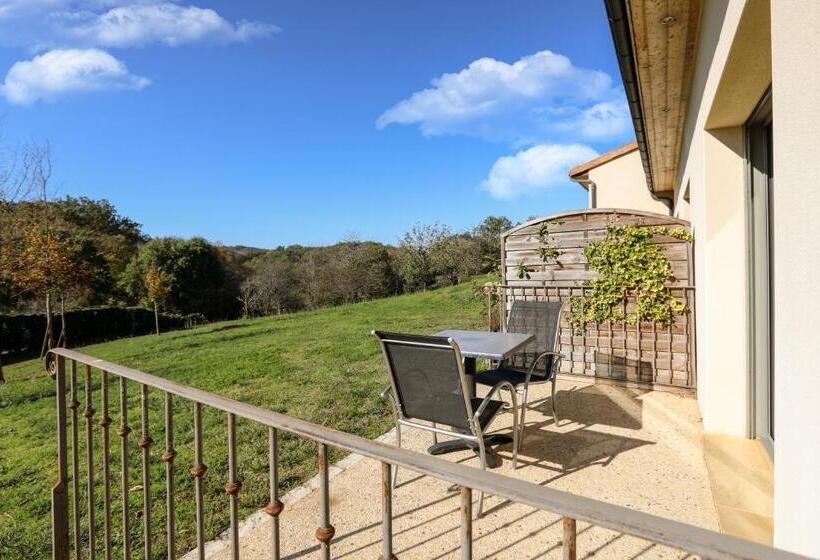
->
[0,307,188,359]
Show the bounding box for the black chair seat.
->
[470,398,505,430]
[474,360,554,388]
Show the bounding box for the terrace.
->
[198,378,715,559]
[49,347,786,560]
[42,212,796,559]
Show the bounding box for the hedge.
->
[0,307,193,359]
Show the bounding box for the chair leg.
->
[476,436,488,518]
[550,379,559,426]
[518,385,529,444]
[509,388,519,470]
[431,422,438,445]
[392,422,401,490]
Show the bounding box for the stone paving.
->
[196,379,718,559]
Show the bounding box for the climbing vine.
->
[568,224,693,332]
[515,221,564,279]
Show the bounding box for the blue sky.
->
[0,0,631,247]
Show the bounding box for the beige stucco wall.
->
[585,150,670,214]
[770,1,820,555]
[674,0,756,438]
[669,0,820,555]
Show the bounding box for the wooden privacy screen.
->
[499,209,696,388]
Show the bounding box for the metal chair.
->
[373,330,518,517]
[474,300,566,441]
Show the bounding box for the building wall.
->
[673,0,754,438]
[585,150,670,214]
[668,0,820,555]
[770,1,820,554]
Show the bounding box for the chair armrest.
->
[527,351,566,377]
[474,380,516,419]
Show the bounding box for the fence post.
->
[265,428,284,560]
[51,354,70,560]
[315,443,335,560]
[460,487,472,560]
[380,462,396,560]
[562,517,576,560]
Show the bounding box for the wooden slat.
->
[500,210,695,386]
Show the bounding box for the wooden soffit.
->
[628,0,702,195]
[568,141,638,179]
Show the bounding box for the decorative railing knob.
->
[190,464,208,478]
[161,449,176,463]
[264,500,284,517]
[138,436,153,449]
[99,415,112,428]
[224,481,242,496]
[315,525,335,545]
[118,425,131,438]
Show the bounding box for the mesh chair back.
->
[504,300,564,376]
[374,331,473,430]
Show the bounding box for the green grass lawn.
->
[0,280,488,559]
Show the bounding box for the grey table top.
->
[434,329,534,360]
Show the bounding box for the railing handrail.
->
[49,348,802,560]
[486,282,696,290]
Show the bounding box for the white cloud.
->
[1,48,150,105]
[377,50,615,138]
[0,2,278,102]
[553,99,633,141]
[0,0,64,20]
[481,143,598,199]
[65,3,280,47]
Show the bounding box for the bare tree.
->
[0,138,36,205]
[253,259,299,315]
[237,279,262,318]
[0,142,81,359]
[0,139,50,380]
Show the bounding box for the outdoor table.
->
[428,329,534,461]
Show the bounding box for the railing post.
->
[52,354,70,560]
[191,402,207,560]
[264,428,283,560]
[84,365,96,560]
[69,360,81,560]
[138,384,152,560]
[459,486,472,560]
[380,461,396,560]
[118,377,132,560]
[226,413,241,560]
[315,443,335,560]
[562,517,577,560]
[162,392,177,560]
[99,370,113,560]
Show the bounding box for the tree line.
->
[0,143,514,375]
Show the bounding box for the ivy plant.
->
[569,224,693,332]
[516,262,533,279]
[537,222,562,263]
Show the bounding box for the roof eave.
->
[604,0,657,195]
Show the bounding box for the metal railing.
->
[48,348,804,560]
[484,283,698,389]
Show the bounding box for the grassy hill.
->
[0,280,487,559]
